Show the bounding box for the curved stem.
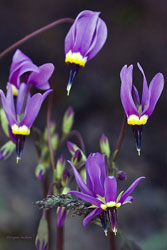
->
[47,93,56,170]
[57,130,86,155]
[111,114,127,164]
[0,18,73,60]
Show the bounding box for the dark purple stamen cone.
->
[108,208,118,235]
[132,125,142,156]
[67,64,80,96]
[16,135,26,163]
[99,212,108,236]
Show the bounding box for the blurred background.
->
[0,0,167,249]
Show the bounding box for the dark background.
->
[0,0,167,249]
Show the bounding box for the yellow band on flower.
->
[12,124,30,135]
[127,114,148,125]
[100,201,121,211]
[65,50,87,67]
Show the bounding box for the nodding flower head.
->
[68,152,145,235]
[64,10,107,95]
[120,63,164,155]
[8,49,54,95]
[0,83,52,162]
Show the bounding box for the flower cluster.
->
[0,8,165,250]
[68,152,145,234]
[0,50,54,161]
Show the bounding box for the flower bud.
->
[62,107,74,135]
[35,215,48,250]
[0,141,16,160]
[66,141,76,154]
[55,155,66,180]
[62,169,70,187]
[71,149,82,166]
[62,186,70,195]
[67,141,87,162]
[35,163,46,180]
[0,108,9,137]
[117,171,126,181]
[43,121,56,142]
[100,133,110,157]
[51,133,59,151]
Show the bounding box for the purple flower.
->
[8,49,54,95]
[120,63,164,154]
[68,152,145,234]
[64,10,107,95]
[0,83,52,161]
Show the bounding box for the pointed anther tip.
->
[104,229,108,237]
[67,83,72,96]
[16,156,21,164]
[137,148,141,156]
[113,228,117,236]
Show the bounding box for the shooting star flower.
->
[68,152,145,234]
[120,63,164,155]
[0,83,52,162]
[65,10,107,95]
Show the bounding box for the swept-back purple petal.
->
[0,89,17,126]
[16,83,28,115]
[104,176,117,203]
[86,152,106,186]
[6,83,15,115]
[137,62,149,108]
[85,17,107,61]
[69,191,101,207]
[119,177,145,204]
[70,11,100,56]
[132,85,140,107]
[19,89,52,129]
[83,207,103,226]
[142,73,164,116]
[9,61,39,88]
[68,161,92,195]
[120,65,138,117]
[64,23,75,54]
[10,49,32,72]
[86,153,105,196]
[27,63,54,90]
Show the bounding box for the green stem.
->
[0,18,73,60]
[57,130,86,154]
